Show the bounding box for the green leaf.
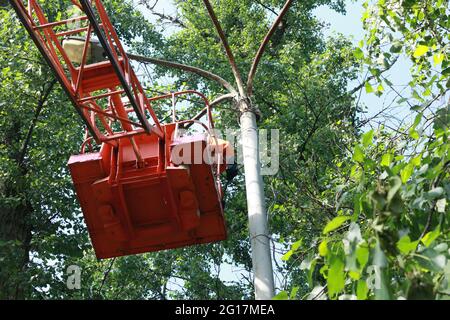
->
[421,227,440,247]
[273,291,289,300]
[381,153,393,167]
[413,113,423,127]
[281,250,293,261]
[409,129,420,140]
[387,176,402,203]
[365,82,374,93]
[416,248,446,272]
[362,130,374,147]
[319,240,329,257]
[307,259,317,287]
[327,256,345,298]
[291,239,302,251]
[413,45,429,58]
[442,67,450,76]
[349,271,360,280]
[400,164,414,183]
[390,42,402,53]
[353,145,365,163]
[433,53,444,66]
[356,245,369,268]
[411,155,422,167]
[281,240,302,261]
[396,235,419,254]
[356,280,368,300]
[350,164,362,180]
[425,187,444,200]
[323,216,351,234]
[353,47,364,60]
[290,287,299,299]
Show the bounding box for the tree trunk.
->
[239,100,275,300]
[0,123,33,299]
[0,191,33,299]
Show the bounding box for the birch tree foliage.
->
[281,0,450,300]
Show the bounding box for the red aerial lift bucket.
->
[68,124,228,259]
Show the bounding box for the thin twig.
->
[18,79,57,166]
[97,258,116,297]
[149,10,186,28]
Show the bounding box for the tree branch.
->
[18,79,57,167]
[140,0,185,28]
[202,0,246,96]
[149,10,186,29]
[254,0,278,16]
[128,53,237,94]
[247,0,294,96]
[97,258,115,297]
[348,56,399,96]
[418,160,450,242]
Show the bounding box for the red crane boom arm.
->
[9,0,163,144]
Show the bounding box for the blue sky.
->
[315,2,413,128]
[315,1,365,39]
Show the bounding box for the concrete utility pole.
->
[240,109,275,299]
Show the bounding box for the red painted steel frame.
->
[69,123,227,259]
[9,0,163,144]
[9,0,230,258]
